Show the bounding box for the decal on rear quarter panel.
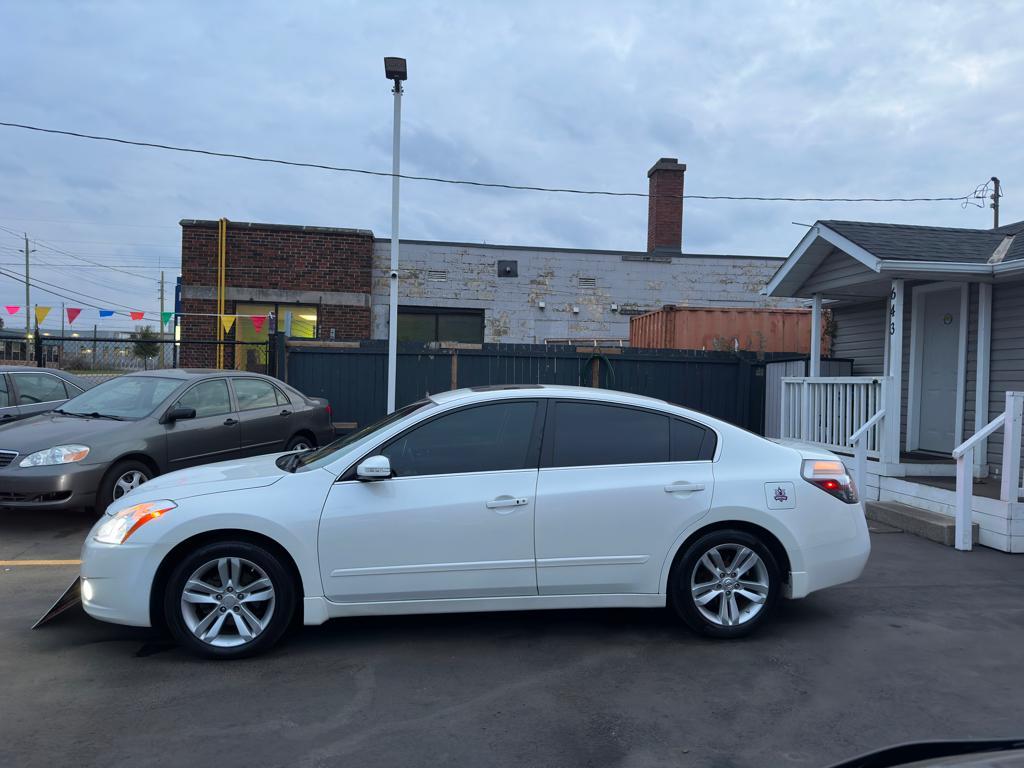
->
[765,482,796,510]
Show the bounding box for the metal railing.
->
[951,391,1024,552]
[849,408,886,499]
[781,376,887,456]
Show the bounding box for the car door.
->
[231,377,291,456]
[10,371,70,418]
[534,400,716,596]
[0,374,21,425]
[317,399,545,603]
[164,378,242,469]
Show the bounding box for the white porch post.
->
[974,283,993,474]
[1000,391,1023,502]
[882,279,904,464]
[809,293,822,377]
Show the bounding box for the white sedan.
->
[81,385,870,659]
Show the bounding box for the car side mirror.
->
[356,455,392,480]
[163,406,197,423]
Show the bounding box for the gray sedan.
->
[0,369,335,512]
[0,366,91,426]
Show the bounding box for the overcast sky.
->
[2,1,1021,331]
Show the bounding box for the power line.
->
[0,120,976,204]
[0,267,151,314]
[0,224,160,283]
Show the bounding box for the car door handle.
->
[486,497,530,510]
[664,482,705,493]
[223,418,238,426]
[280,409,292,416]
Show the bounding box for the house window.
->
[398,307,484,344]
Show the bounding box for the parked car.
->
[78,384,870,659]
[0,366,90,425]
[0,369,333,512]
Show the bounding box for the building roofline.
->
[179,219,375,237]
[373,237,783,260]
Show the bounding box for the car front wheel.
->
[96,459,153,514]
[164,541,296,659]
[670,529,780,638]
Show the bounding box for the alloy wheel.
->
[180,557,276,648]
[690,543,770,627]
[113,470,148,499]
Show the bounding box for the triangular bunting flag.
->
[66,307,82,325]
[130,311,145,321]
[251,315,266,333]
[35,306,51,326]
[161,311,174,327]
[99,309,115,318]
[4,305,20,316]
[221,315,236,333]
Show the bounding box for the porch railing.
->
[951,391,1024,552]
[780,376,887,457]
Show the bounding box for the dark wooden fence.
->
[278,337,804,435]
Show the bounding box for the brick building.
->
[178,158,797,363]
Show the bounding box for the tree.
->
[131,325,161,369]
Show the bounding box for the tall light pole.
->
[384,56,407,413]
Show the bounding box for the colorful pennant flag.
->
[99,309,115,318]
[4,305,20,316]
[161,311,174,327]
[221,315,236,333]
[66,307,82,325]
[35,306,51,326]
[251,315,266,333]
[130,311,145,321]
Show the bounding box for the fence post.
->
[955,450,973,551]
[272,332,287,382]
[33,333,43,367]
[1000,391,1023,502]
[855,435,867,504]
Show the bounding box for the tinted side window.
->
[274,387,292,406]
[0,375,8,408]
[382,401,538,477]
[12,373,68,404]
[176,379,231,418]
[672,418,716,461]
[233,379,279,411]
[552,402,669,468]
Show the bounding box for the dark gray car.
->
[0,369,334,512]
[0,366,91,426]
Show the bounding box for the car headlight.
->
[95,500,176,545]
[19,445,90,468]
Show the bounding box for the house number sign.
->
[889,287,897,336]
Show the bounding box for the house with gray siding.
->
[764,217,1024,553]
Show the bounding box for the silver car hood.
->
[111,452,287,509]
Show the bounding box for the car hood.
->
[114,452,287,506]
[0,412,131,454]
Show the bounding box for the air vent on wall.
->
[578,276,597,290]
[427,270,448,282]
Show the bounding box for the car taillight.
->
[325,403,332,422]
[801,459,859,504]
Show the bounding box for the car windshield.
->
[291,399,436,472]
[57,376,182,420]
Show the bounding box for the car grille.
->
[0,490,72,504]
[0,451,17,468]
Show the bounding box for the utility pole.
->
[384,57,408,413]
[23,234,30,338]
[159,270,166,368]
[991,177,1001,228]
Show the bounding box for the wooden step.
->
[865,501,979,547]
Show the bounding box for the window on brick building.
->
[398,307,484,344]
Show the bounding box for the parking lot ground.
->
[2,511,1024,768]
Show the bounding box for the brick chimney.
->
[646,157,686,253]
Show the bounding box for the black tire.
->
[163,540,296,660]
[285,434,315,452]
[669,529,781,639]
[96,459,153,514]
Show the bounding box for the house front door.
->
[915,287,961,453]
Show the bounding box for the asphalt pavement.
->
[2,509,1024,768]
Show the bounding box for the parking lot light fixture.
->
[385,56,406,413]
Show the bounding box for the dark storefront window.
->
[398,307,484,344]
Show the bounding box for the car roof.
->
[0,365,84,380]
[431,384,673,410]
[120,369,274,380]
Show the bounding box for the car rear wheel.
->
[285,434,315,452]
[670,529,780,639]
[164,541,296,659]
[96,459,153,514]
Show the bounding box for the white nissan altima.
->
[81,385,870,658]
